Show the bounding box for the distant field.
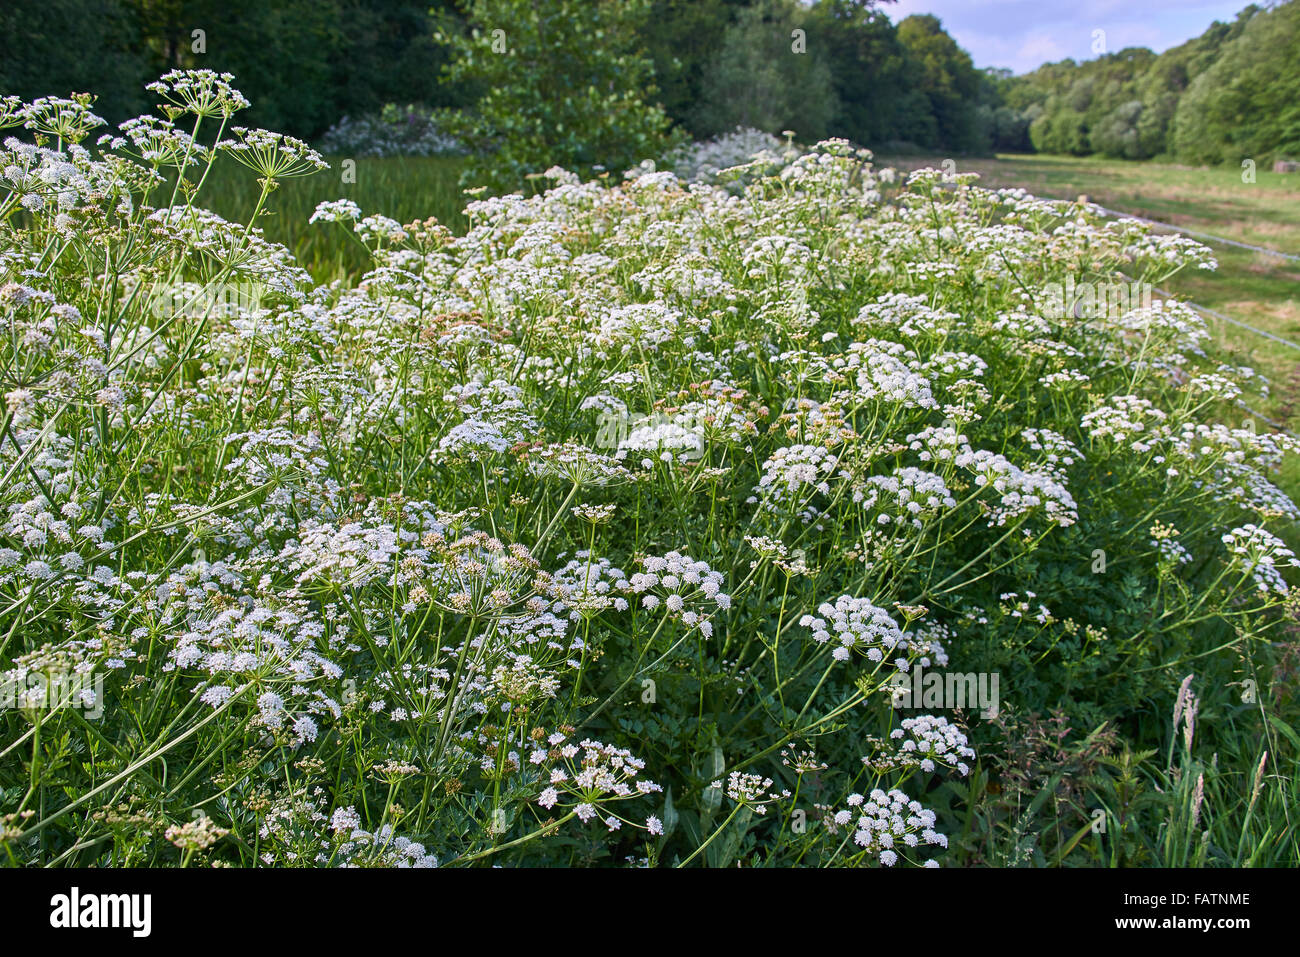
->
[885,154,1300,481]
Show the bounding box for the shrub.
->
[691,0,838,143]
[659,126,800,190]
[318,104,464,158]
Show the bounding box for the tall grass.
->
[196,154,467,283]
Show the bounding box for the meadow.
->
[221,149,1300,449]
[233,148,1300,498]
[1,80,1299,868]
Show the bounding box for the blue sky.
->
[883,0,1254,73]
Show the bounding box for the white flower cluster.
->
[1153,537,1193,566]
[886,715,975,775]
[753,444,839,501]
[968,450,1079,527]
[534,735,663,832]
[165,597,342,743]
[1112,300,1210,353]
[438,377,539,461]
[224,429,328,486]
[1021,428,1084,476]
[291,520,405,588]
[800,595,906,663]
[742,235,816,281]
[551,553,631,618]
[1081,395,1168,450]
[674,395,759,445]
[625,552,730,635]
[711,771,791,814]
[529,441,631,487]
[906,427,1078,527]
[837,340,938,409]
[1172,422,1300,469]
[489,654,561,705]
[1213,463,1300,520]
[327,806,438,867]
[1221,525,1299,596]
[897,622,951,669]
[616,420,704,467]
[906,425,973,464]
[828,788,947,866]
[1187,372,1243,402]
[439,419,514,459]
[308,198,362,225]
[855,467,956,529]
[921,350,987,381]
[854,293,959,338]
[597,302,709,350]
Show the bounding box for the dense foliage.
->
[319,104,464,159]
[433,0,676,192]
[1,76,1297,868]
[0,0,470,139]
[7,0,1299,169]
[0,0,1033,161]
[1168,0,1300,166]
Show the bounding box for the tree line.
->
[0,0,1009,154]
[1002,1,1300,165]
[2,0,1295,167]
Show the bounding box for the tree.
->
[438,0,676,192]
[1092,100,1145,158]
[330,0,467,118]
[1030,104,1088,155]
[0,0,150,125]
[808,0,934,149]
[99,0,464,137]
[996,5,1265,161]
[895,14,987,153]
[692,0,838,141]
[1172,2,1300,165]
[638,0,750,139]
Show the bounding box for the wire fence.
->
[1143,288,1300,437]
[1093,204,1300,264]
[956,182,1300,433]
[1093,204,1300,349]
[1149,285,1300,355]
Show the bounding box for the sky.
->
[883,0,1254,73]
